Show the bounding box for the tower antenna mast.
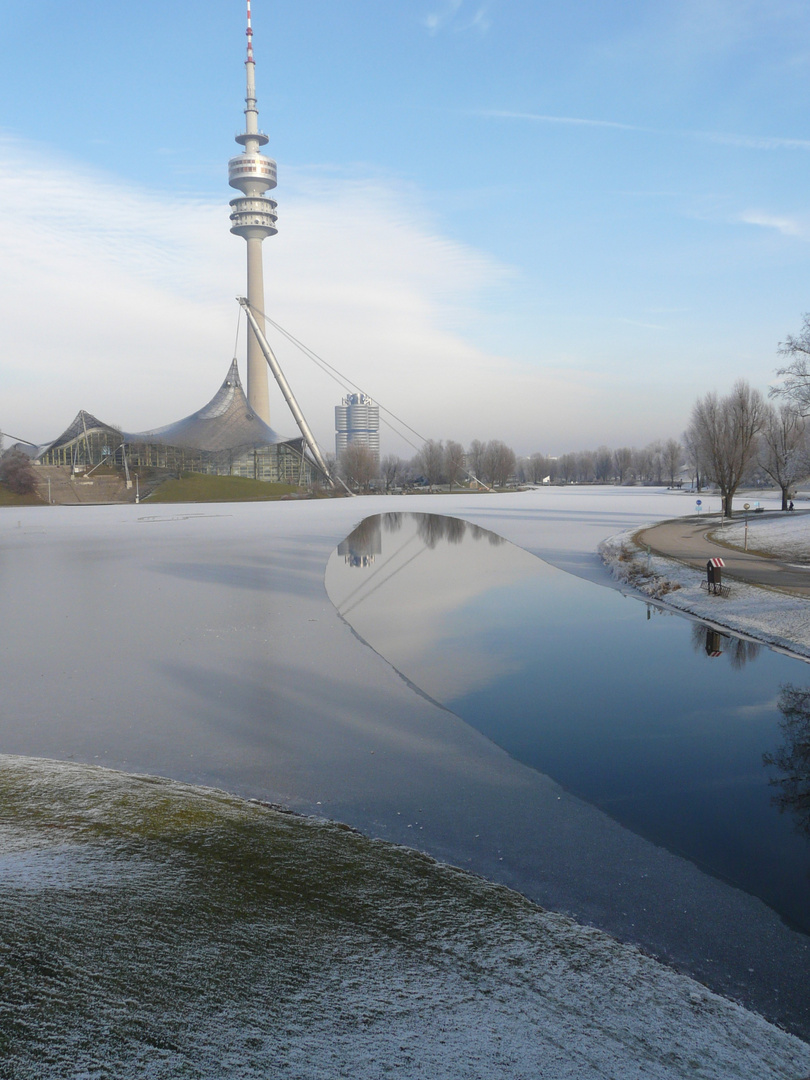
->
[228,0,277,424]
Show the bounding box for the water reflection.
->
[337,516,382,567]
[690,622,762,667]
[326,513,542,701]
[765,686,810,840]
[326,512,810,933]
[338,513,502,561]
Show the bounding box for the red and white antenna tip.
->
[246,0,254,63]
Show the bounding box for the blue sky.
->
[1,1,810,455]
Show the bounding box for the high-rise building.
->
[335,393,380,461]
[228,0,277,425]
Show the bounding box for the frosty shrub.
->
[0,449,36,495]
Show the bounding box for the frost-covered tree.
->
[416,439,445,491]
[772,313,810,415]
[686,380,766,517]
[444,440,466,491]
[380,454,402,493]
[594,446,613,482]
[662,439,682,486]
[613,447,633,484]
[758,403,808,510]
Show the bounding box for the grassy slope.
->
[0,486,42,507]
[1,756,808,1079]
[148,473,300,503]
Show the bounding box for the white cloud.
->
[423,1,491,36]
[477,110,644,132]
[0,136,553,455]
[477,110,810,153]
[738,210,807,237]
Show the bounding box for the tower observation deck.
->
[229,0,277,424]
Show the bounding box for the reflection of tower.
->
[338,516,382,568]
[335,393,380,461]
[229,0,277,424]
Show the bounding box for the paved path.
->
[637,512,810,598]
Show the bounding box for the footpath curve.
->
[636,512,810,599]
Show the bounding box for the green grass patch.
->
[0,485,43,507]
[148,473,301,503]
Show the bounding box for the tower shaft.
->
[229,0,277,424]
[245,237,271,421]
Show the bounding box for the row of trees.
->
[518,440,684,487]
[336,315,810,505]
[336,439,519,493]
[682,314,810,515]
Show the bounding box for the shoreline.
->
[600,520,810,664]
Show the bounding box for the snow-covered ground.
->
[2,754,808,1080]
[719,510,810,564]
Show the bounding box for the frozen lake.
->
[1,487,809,1037]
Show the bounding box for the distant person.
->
[789,500,795,511]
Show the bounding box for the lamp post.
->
[135,474,140,504]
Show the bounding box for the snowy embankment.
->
[719,512,810,563]
[600,521,810,661]
[2,755,809,1080]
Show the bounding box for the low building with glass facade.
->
[16,361,318,486]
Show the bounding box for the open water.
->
[326,512,810,935]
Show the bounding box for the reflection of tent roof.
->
[126,360,294,452]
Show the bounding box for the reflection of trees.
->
[445,517,467,545]
[465,522,504,546]
[410,513,505,548]
[381,513,402,533]
[725,637,761,669]
[764,685,810,840]
[689,622,761,667]
[416,514,464,549]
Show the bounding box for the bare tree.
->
[416,439,445,491]
[646,440,664,485]
[380,454,402,493]
[758,403,808,510]
[558,452,577,483]
[682,426,703,492]
[613,447,633,484]
[632,445,653,484]
[0,449,36,495]
[527,452,551,483]
[444,440,466,491]
[662,438,682,486]
[482,440,516,487]
[467,439,486,483]
[339,443,377,492]
[772,313,810,415]
[686,380,766,517]
[594,446,613,483]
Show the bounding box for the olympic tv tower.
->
[228,0,277,424]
